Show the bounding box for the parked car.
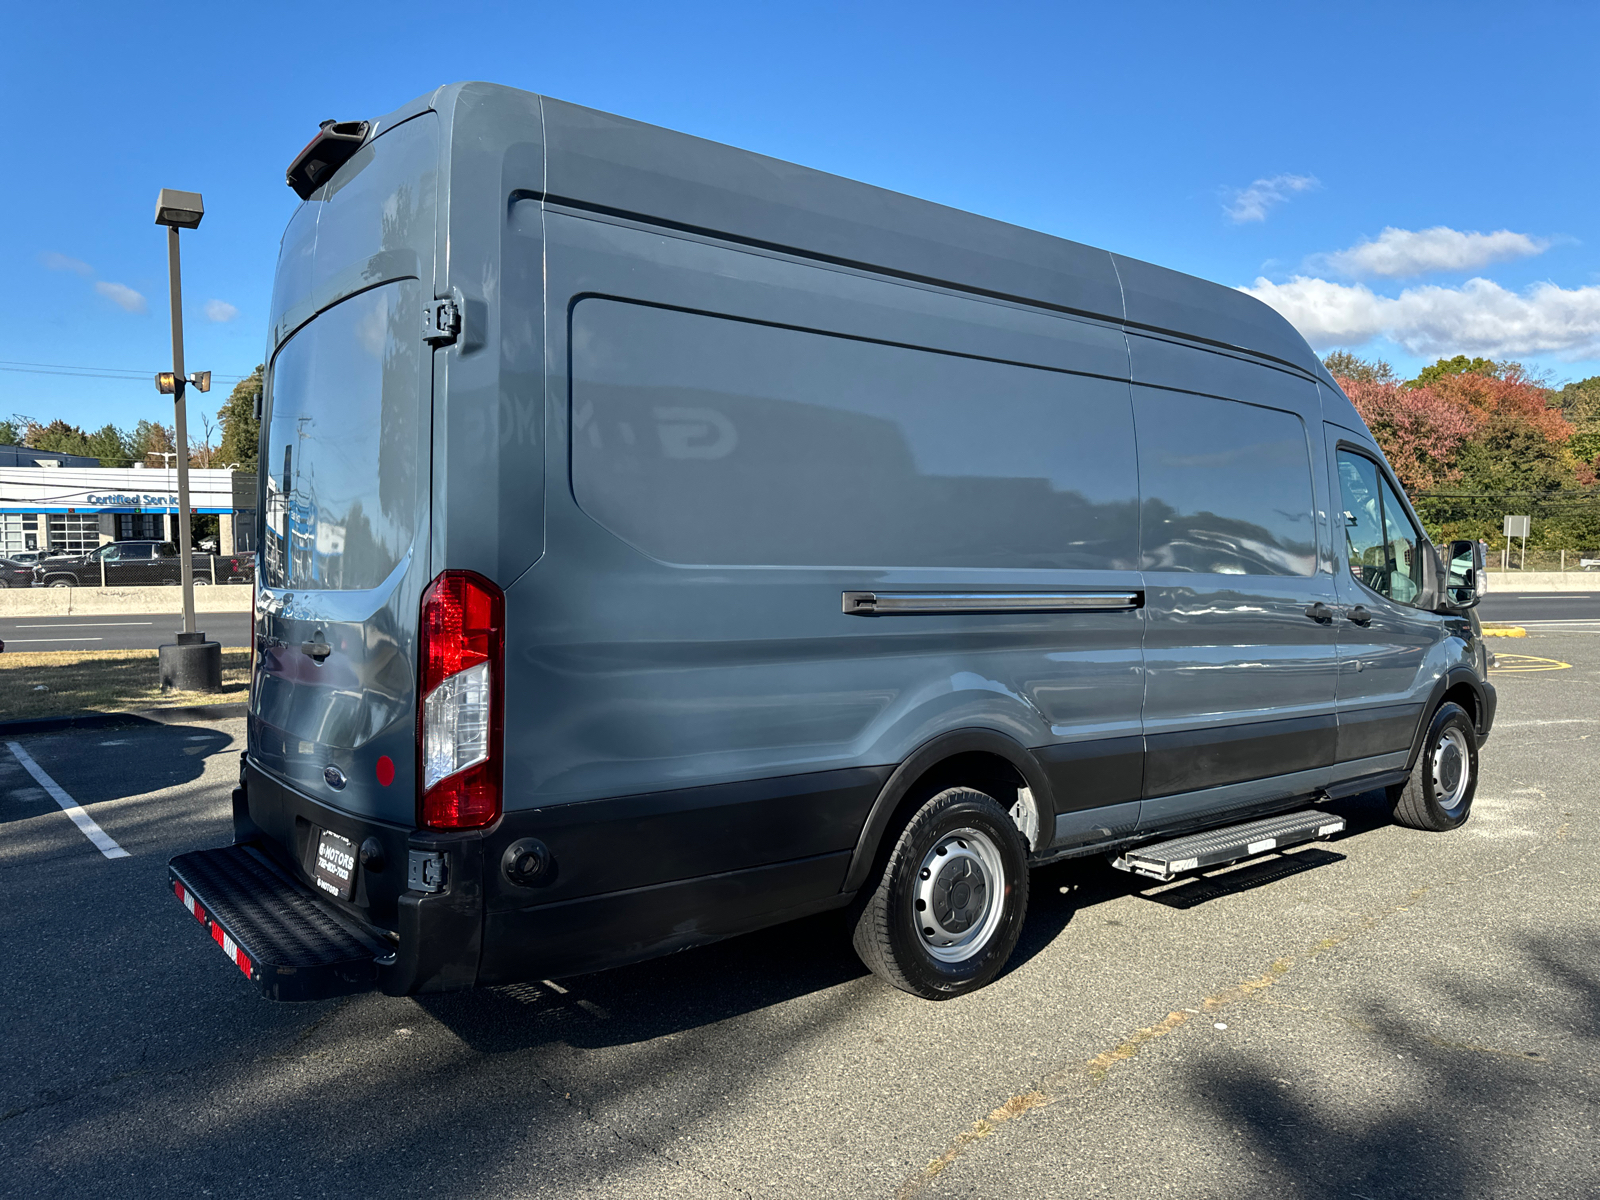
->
[30,540,254,587]
[0,558,37,588]
[171,83,1495,1006]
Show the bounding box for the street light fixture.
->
[153,187,221,692]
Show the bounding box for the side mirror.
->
[1444,538,1484,609]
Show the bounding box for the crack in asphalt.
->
[895,811,1574,1199]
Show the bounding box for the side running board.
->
[1111,808,1346,882]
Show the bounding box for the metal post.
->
[166,226,197,637]
[1562,549,1566,572]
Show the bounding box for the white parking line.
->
[15,622,155,628]
[3,637,104,643]
[5,742,129,859]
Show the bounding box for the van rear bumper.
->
[229,761,485,997]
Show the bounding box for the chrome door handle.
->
[1304,602,1333,623]
[1347,606,1373,626]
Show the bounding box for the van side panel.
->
[484,210,1146,950]
[540,98,1127,323]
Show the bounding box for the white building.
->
[0,462,255,556]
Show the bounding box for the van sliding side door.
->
[1131,365,1339,835]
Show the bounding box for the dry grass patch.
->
[0,648,250,720]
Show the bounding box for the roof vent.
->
[286,119,370,200]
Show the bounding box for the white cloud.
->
[204,299,239,323]
[40,251,94,277]
[1240,274,1600,361]
[94,281,147,314]
[1224,174,1320,223]
[1319,226,1550,279]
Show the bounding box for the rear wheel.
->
[851,787,1029,999]
[1388,701,1478,831]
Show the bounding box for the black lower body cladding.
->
[236,760,889,991]
[477,766,889,982]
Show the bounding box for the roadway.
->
[0,613,251,652]
[1,633,1596,1198]
[1478,589,1600,628]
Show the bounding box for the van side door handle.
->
[1347,605,1373,626]
[301,632,332,662]
[1303,601,1332,624]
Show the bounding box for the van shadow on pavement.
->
[422,789,1401,1055]
[0,720,236,819]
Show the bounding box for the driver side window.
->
[1337,449,1425,607]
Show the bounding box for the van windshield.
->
[262,281,422,590]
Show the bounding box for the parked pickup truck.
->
[31,540,254,587]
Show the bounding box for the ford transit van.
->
[169,83,1495,1001]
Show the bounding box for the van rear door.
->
[253,281,429,825]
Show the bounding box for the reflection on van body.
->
[174,83,1494,1006]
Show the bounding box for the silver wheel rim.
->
[913,827,1007,963]
[1432,726,1471,814]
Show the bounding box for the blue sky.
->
[4,1,1598,437]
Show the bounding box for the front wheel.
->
[1388,701,1478,831]
[48,578,74,588]
[851,787,1029,1000]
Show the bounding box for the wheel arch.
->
[1406,666,1487,772]
[841,729,1055,894]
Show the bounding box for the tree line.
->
[1326,352,1600,554]
[1,366,262,472]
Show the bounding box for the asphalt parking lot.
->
[2,636,1596,1199]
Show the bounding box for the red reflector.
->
[375,755,395,787]
[236,951,253,979]
[211,922,226,947]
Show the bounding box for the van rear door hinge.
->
[424,299,461,346]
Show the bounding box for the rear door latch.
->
[423,299,460,346]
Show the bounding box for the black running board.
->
[1111,808,1346,882]
[169,844,392,1001]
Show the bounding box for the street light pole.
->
[153,187,220,693]
[165,223,197,638]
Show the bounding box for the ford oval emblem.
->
[323,765,347,790]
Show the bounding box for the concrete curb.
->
[0,703,247,736]
[1483,572,1599,592]
[0,586,254,616]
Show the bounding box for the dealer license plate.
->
[314,830,358,901]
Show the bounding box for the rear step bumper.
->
[1111,808,1346,882]
[169,845,393,1001]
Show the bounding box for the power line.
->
[0,359,249,384]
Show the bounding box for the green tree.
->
[85,424,135,467]
[0,415,24,446]
[216,365,262,471]
[1406,355,1502,389]
[26,418,93,457]
[1323,351,1397,384]
[128,418,177,467]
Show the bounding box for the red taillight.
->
[418,571,504,830]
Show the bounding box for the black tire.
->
[850,787,1029,1000]
[48,577,73,588]
[1388,701,1478,832]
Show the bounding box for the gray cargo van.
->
[169,83,1495,1002]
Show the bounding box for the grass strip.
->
[0,648,250,720]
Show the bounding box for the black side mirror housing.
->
[1442,538,1485,610]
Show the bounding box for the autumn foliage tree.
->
[1328,354,1600,553]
